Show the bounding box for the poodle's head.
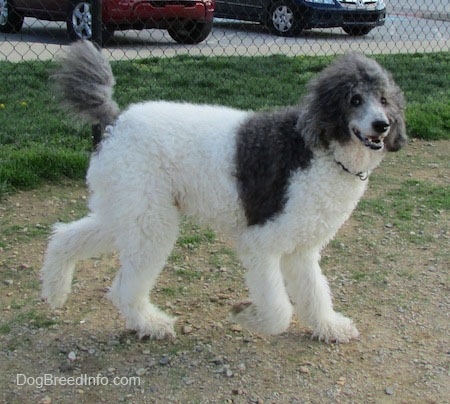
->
[302,53,407,154]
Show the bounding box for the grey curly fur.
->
[51,40,120,129]
[299,53,406,151]
[235,108,313,226]
[235,53,406,226]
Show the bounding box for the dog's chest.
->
[283,165,367,248]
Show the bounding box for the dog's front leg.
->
[231,249,293,335]
[281,249,359,343]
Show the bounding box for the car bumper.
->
[308,10,386,28]
[301,4,386,28]
[104,0,215,26]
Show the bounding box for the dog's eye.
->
[380,97,387,105]
[350,95,363,107]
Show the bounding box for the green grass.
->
[0,309,57,337]
[0,52,448,196]
[358,179,449,222]
[177,221,216,249]
[355,178,449,245]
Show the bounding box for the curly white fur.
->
[41,42,406,343]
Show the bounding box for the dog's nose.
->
[372,120,390,134]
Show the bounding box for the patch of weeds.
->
[1,223,48,242]
[0,323,11,335]
[174,266,203,281]
[9,300,24,310]
[356,179,448,230]
[22,277,41,291]
[15,309,57,329]
[169,250,184,265]
[177,223,216,249]
[208,247,239,270]
[160,287,177,297]
[351,271,367,281]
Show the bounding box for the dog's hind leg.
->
[41,214,113,308]
[231,245,293,335]
[281,249,359,343]
[108,206,180,340]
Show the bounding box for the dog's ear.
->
[384,80,407,152]
[385,112,407,152]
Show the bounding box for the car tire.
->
[342,25,373,36]
[168,20,212,44]
[66,0,114,44]
[0,0,24,33]
[267,1,303,37]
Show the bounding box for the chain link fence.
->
[0,0,449,62]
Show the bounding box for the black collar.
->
[335,160,368,181]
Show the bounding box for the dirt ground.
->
[0,139,448,403]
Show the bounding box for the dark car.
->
[0,0,215,44]
[215,0,386,36]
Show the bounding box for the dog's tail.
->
[41,214,114,308]
[51,40,120,128]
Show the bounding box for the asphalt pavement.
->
[0,4,449,62]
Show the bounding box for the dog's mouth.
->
[352,128,385,150]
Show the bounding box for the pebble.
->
[159,355,170,366]
[385,387,395,395]
[213,365,233,377]
[299,366,310,374]
[210,356,224,365]
[182,325,193,334]
[230,324,243,332]
[183,377,195,385]
[135,368,146,376]
[3,279,14,286]
[68,351,77,361]
[107,340,120,346]
[59,363,75,372]
[336,377,346,386]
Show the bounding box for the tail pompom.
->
[51,40,120,128]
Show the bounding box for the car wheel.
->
[168,20,212,44]
[66,0,114,44]
[267,1,302,36]
[0,0,24,33]
[342,25,373,36]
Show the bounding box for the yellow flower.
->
[20,101,27,107]
[0,103,5,109]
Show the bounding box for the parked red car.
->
[0,0,215,44]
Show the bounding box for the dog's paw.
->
[230,300,292,335]
[41,288,68,309]
[136,324,176,340]
[125,309,177,340]
[312,312,359,343]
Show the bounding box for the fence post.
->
[91,0,103,149]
